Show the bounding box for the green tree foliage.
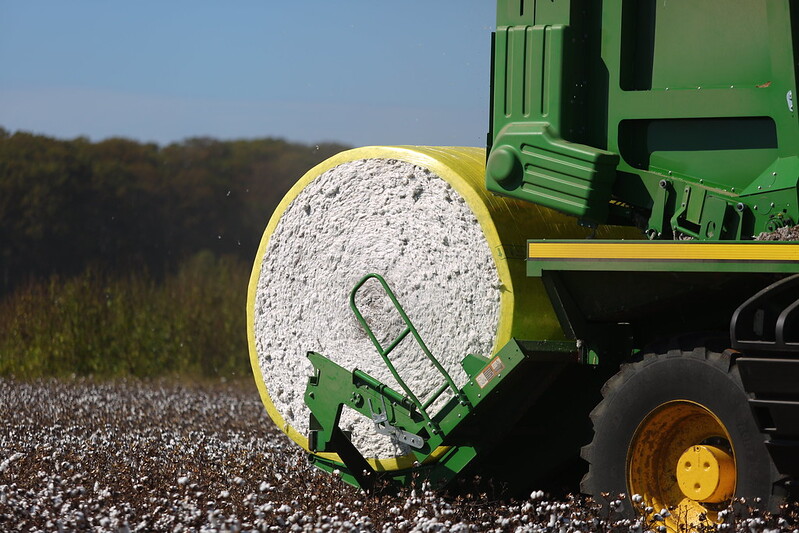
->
[0,129,349,377]
[0,131,348,294]
[0,132,92,289]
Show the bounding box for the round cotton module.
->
[246,146,620,468]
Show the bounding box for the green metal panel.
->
[624,1,771,91]
[496,0,572,27]
[603,0,799,239]
[488,3,617,224]
[487,123,619,222]
[489,0,799,239]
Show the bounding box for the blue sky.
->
[0,1,496,147]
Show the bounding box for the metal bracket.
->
[647,179,672,239]
[369,397,424,449]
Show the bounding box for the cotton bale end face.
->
[246,146,599,469]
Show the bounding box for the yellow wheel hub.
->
[627,400,736,530]
[676,445,735,503]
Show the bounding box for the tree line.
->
[0,128,350,378]
[0,127,348,294]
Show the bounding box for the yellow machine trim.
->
[528,241,798,261]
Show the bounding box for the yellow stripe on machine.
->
[528,241,798,261]
[527,240,799,275]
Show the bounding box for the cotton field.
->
[0,378,795,532]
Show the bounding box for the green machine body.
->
[487,0,799,239]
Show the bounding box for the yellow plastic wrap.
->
[247,146,636,470]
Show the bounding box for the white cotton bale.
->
[246,146,630,469]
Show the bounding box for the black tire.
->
[581,340,784,523]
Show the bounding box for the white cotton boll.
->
[0,453,24,473]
